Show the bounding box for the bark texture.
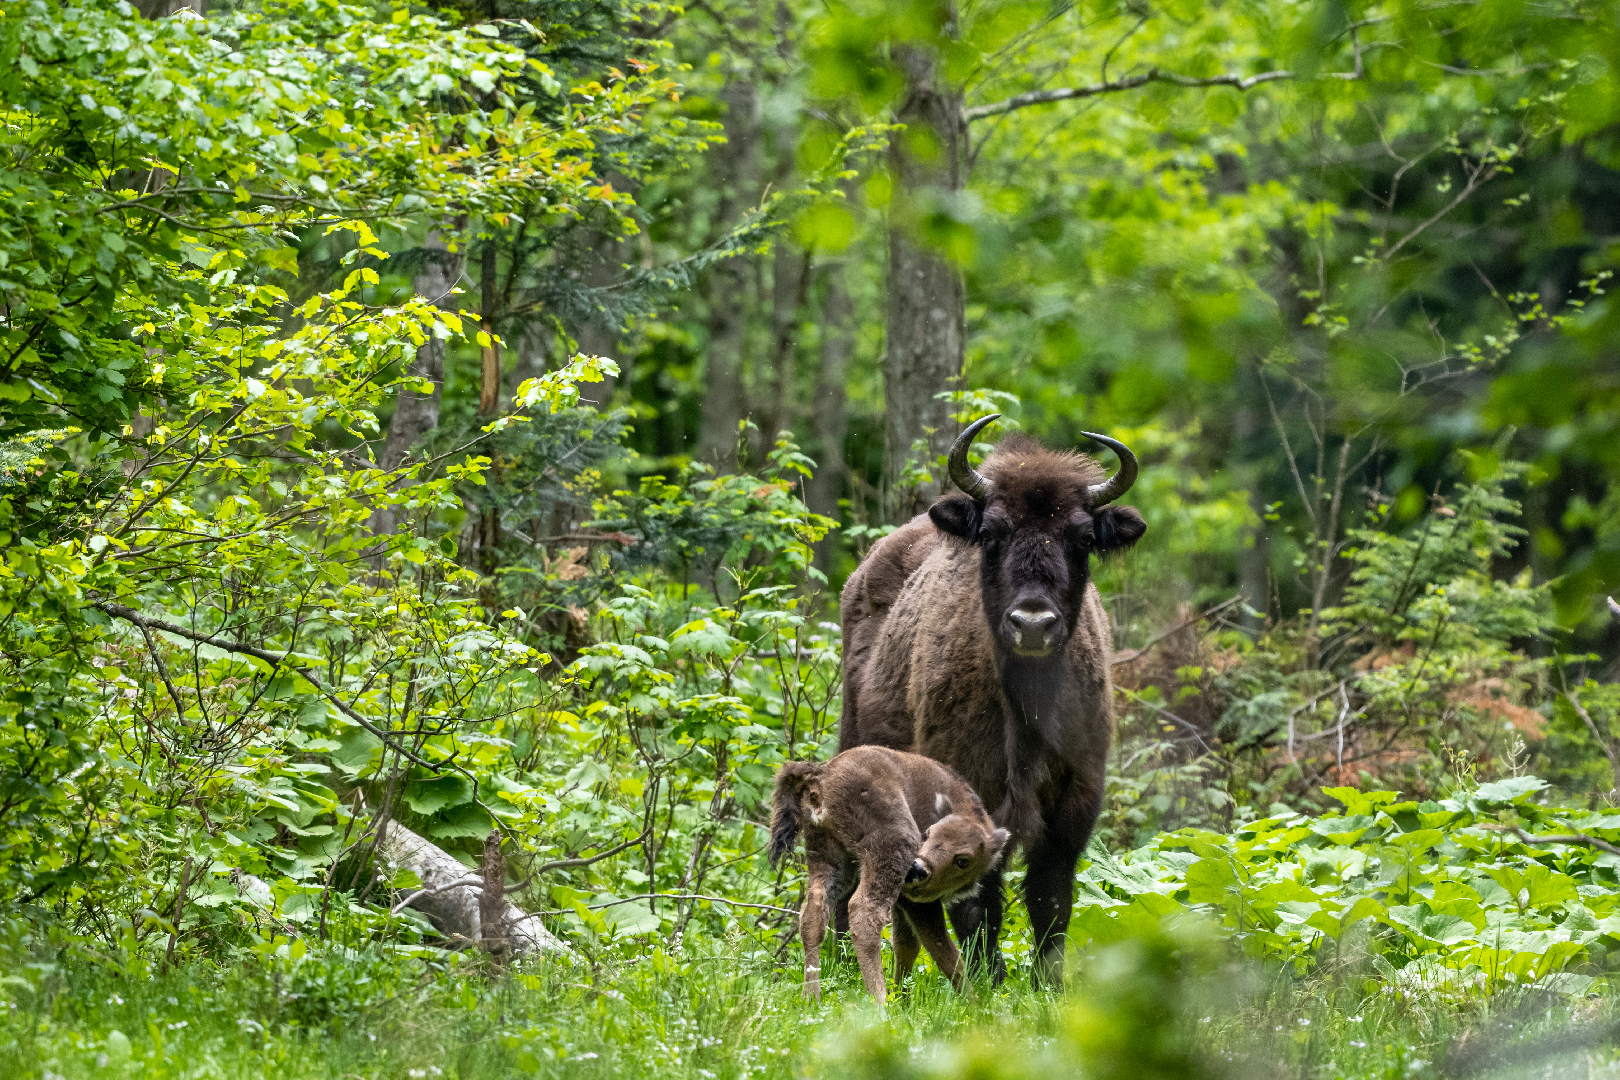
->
[372,233,461,537]
[566,227,630,411]
[807,261,852,577]
[696,80,760,468]
[383,234,461,472]
[379,819,573,958]
[884,43,967,520]
[761,242,811,455]
[1233,383,1272,632]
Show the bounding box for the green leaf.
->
[1473,776,1550,805]
[403,775,475,815]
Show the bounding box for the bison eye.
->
[953,855,972,870]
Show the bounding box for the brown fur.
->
[769,746,1008,1005]
[838,434,1145,986]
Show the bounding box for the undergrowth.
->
[5,934,1620,1080]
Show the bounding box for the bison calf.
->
[769,745,1009,1006]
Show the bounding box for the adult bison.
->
[837,414,1144,986]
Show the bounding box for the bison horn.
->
[1080,431,1139,507]
[947,414,998,501]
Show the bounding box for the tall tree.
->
[696,79,762,467]
[883,39,967,518]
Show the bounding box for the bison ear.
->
[987,828,1012,867]
[1092,505,1146,554]
[935,792,955,817]
[928,493,982,541]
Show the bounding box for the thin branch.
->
[131,614,190,725]
[528,892,799,918]
[389,875,485,916]
[531,828,652,875]
[1562,684,1620,787]
[1112,594,1243,666]
[1123,694,1217,758]
[965,67,1308,122]
[1263,376,1319,532]
[1482,824,1620,859]
[1383,164,1497,259]
[96,602,442,771]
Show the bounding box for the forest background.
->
[5,0,1620,1076]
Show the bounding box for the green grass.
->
[5,935,1620,1080]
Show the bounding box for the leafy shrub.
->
[1080,775,1620,995]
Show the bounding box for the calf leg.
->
[848,851,907,1007]
[798,859,838,1000]
[948,867,1007,985]
[897,898,965,991]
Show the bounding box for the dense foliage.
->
[2,0,1620,1076]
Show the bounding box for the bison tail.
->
[768,761,820,868]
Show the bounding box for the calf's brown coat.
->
[769,746,1008,1005]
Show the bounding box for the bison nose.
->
[1007,608,1058,649]
[905,860,928,884]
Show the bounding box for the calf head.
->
[902,794,1011,904]
[928,416,1146,662]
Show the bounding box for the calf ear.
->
[935,792,955,816]
[929,493,981,541]
[1092,505,1146,554]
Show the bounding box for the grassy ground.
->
[4,933,1620,1080]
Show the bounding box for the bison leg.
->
[891,903,921,988]
[1023,802,1095,989]
[831,845,861,940]
[947,866,1007,985]
[897,897,965,992]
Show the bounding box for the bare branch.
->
[530,828,652,876]
[1562,684,1620,788]
[96,602,443,771]
[964,67,1303,122]
[1383,164,1497,259]
[1112,594,1243,666]
[1482,824,1620,859]
[389,875,486,916]
[528,892,799,919]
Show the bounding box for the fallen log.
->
[379,820,574,959]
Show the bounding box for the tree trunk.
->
[807,260,851,578]
[479,241,500,416]
[478,240,501,575]
[1233,363,1270,632]
[372,232,461,537]
[762,242,812,453]
[565,218,632,411]
[884,42,967,520]
[696,80,760,469]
